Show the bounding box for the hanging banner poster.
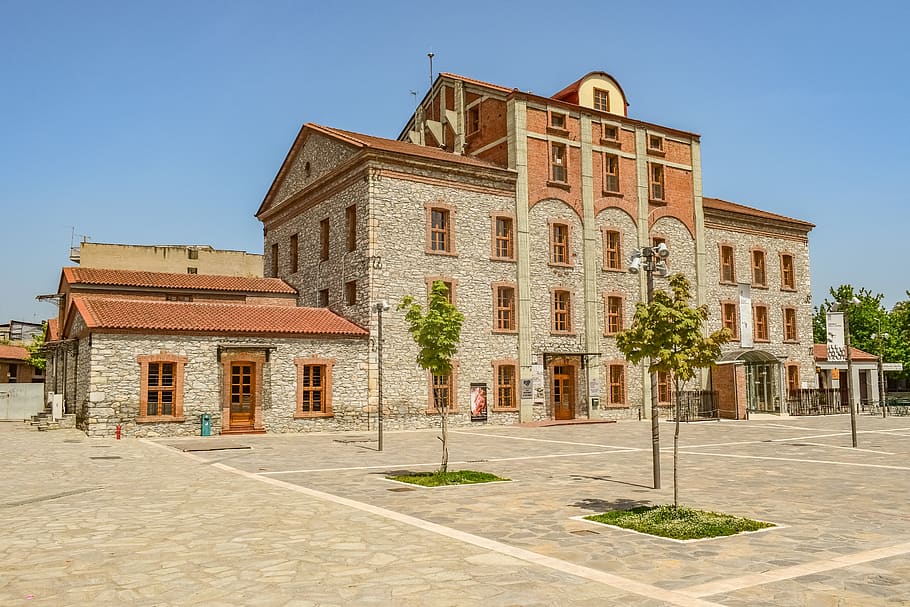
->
[826,312,846,362]
[739,284,753,348]
[470,383,488,421]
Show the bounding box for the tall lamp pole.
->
[873,321,890,418]
[629,243,670,489]
[374,300,390,451]
[834,297,861,448]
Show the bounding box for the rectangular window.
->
[594,88,610,112]
[187,248,199,260]
[345,280,356,306]
[495,364,517,410]
[495,285,516,332]
[186,267,197,274]
[658,371,671,404]
[603,229,621,270]
[166,294,192,302]
[754,305,769,341]
[605,295,623,335]
[609,365,625,405]
[318,288,329,307]
[752,250,767,286]
[648,134,665,152]
[550,223,569,265]
[781,254,795,290]
[431,372,452,412]
[320,218,329,261]
[493,216,514,260]
[604,153,620,193]
[8,365,17,383]
[649,163,665,201]
[139,354,186,420]
[784,308,798,342]
[720,245,735,283]
[466,106,480,134]
[430,208,451,253]
[553,290,572,333]
[300,365,325,413]
[290,233,298,274]
[551,143,567,183]
[787,364,800,394]
[722,302,738,338]
[602,124,619,142]
[346,205,357,252]
[271,242,279,276]
[550,112,566,129]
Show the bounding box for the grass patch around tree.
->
[387,470,509,487]
[584,505,774,540]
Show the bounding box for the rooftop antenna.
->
[410,90,417,107]
[427,52,434,87]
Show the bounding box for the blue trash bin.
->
[200,413,212,436]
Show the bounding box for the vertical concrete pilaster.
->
[580,116,602,409]
[454,81,465,155]
[633,126,653,417]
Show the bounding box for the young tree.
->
[398,281,464,472]
[26,322,47,372]
[616,274,732,506]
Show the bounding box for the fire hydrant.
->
[115,424,122,440]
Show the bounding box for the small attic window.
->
[602,124,619,142]
[648,134,665,153]
[550,112,566,129]
[593,89,610,112]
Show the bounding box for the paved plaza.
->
[1,414,909,606]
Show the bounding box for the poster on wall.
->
[470,383,488,421]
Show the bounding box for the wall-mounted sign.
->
[470,383,488,421]
[883,362,904,372]
[739,284,753,348]
[520,378,533,400]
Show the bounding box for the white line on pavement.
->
[452,430,637,451]
[679,450,910,470]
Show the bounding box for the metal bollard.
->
[115,424,122,440]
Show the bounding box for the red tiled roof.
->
[703,197,815,229]
[46,318,60,341]
[71,296,367,337]
[813,344,878,362]
[308,124,505,170]
[62,268,295,295]
[0,344,29,361]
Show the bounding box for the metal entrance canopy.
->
[539,352,602,368]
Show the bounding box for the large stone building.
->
[258,71,816,425]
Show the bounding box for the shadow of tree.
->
[569,474,653,489]
[568,497,652,512]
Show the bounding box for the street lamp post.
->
[628,243,670,489]
[833,297,861,448]
[374,300,390,451]
[873,321,890,418]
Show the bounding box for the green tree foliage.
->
[398,281,464,472]
[616,274,732,505]
[25,322,47,372]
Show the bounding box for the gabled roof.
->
[70,296,367,337]
[0,344,29,361]
[46,318,59,342]
[257,122,510,217]
[813,344,878,362]
[62,268,295,295]
[703,197,815,230]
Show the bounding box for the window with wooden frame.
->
[786,364,800,394]
[603,153,620,193]
[345,205,357,252]
[552,289,572,334]
[270,243,279,277]
[428,367,457,413]
[187,267,197,274]
[608,364,625,405]
[319,218,329,261]
[493,284,516,332]
[550,142,567,183]
[593,88,610,112]
[466,105,480,134]
[751,249,767,287]
[649,163,665,201]
[290,233,299,274]
[491,214,515,260]
[295,357,334,418]
[754,305,770,341]
[425,277,456,304]
[781,253,796,290]
[783,307,798,342]
[720,245,736,283]
[138,354,187,421]
[722,301,738,338]
[492,361,518,411]
[318,288,329,307]
[647,133,665,153]
[187,248,199,260]
[658,370,672,404]
[550,111,567,130]
[602,123,619,143]
[604,295,623,335]
[426,203,456,255]
[345,280,356,306]
[550,222,570,265]
[603,229,622,270]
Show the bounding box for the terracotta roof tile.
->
[72,296,366,337]
[0,344,29,361]
[813,344,878,362]
[63,268,295,294]
[703,197,815,229]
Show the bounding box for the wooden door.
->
[552,365,575,420]
[229,363,255,427]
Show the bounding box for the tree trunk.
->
[673,377,681,507]
[439,391,449,473]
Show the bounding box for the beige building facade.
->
[72,242,263,277]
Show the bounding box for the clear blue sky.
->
[2,0,907,324]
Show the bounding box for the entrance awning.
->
[717,349,781,364]
[539,352,601,368]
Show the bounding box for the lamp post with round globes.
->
[833,296,861,447]
[628,242,670,489]
[374,300,390,451]
[872,321,890,418]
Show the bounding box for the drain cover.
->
[570,529,600,535]
[89,456,122,460]
[387,487,417,492]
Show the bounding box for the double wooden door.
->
[552,365,575,420]
[229,363,255,427]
